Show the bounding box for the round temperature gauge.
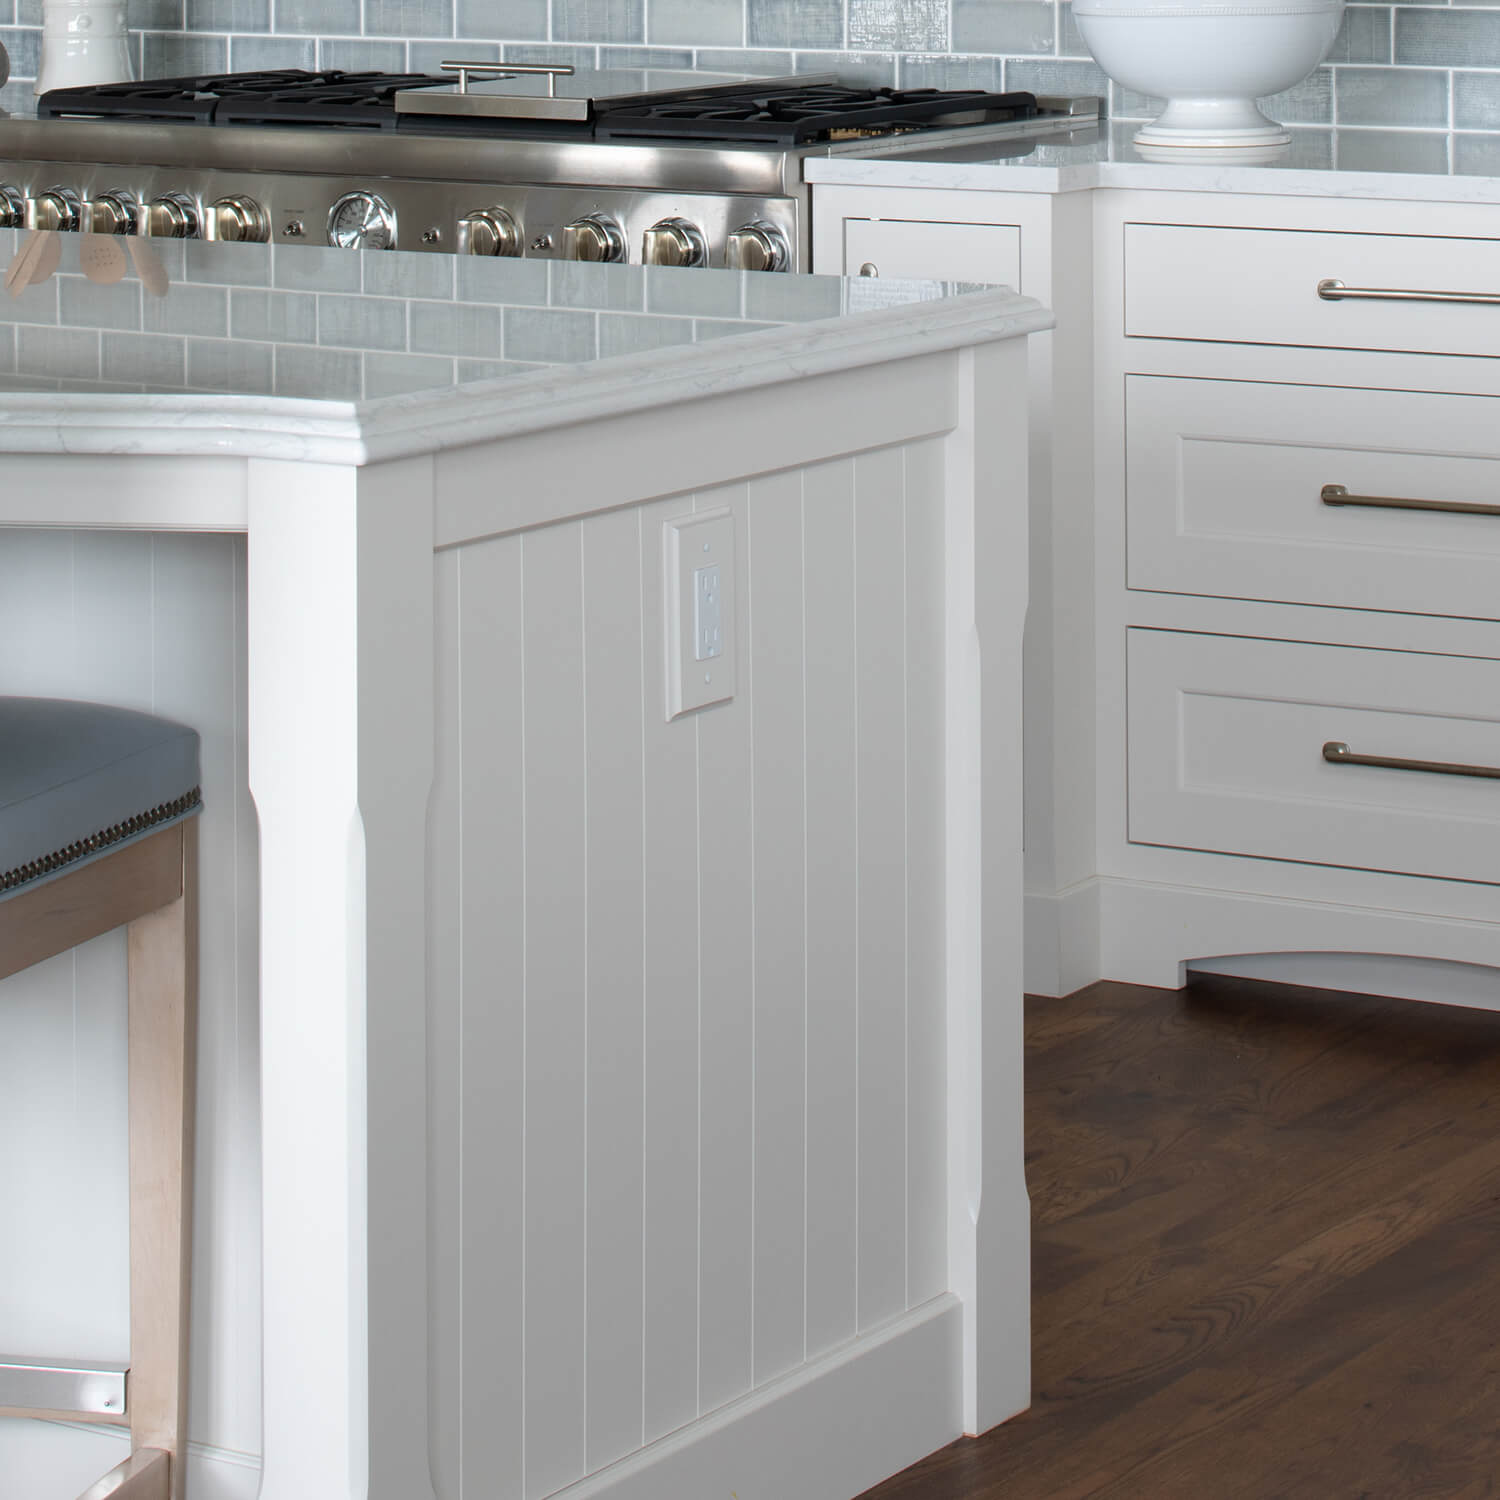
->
[327,191,397,251]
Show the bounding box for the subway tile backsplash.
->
[5,0,1500,134]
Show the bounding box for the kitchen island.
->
[0,234,1049,1500]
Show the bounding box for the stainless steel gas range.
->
[0,67,1099,272]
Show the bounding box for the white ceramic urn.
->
[35,0,133,95]
[1074,0,1345,148]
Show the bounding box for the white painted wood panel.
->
[1128,628,1500,884]
[840,219,1021,288]
[1125,375,1500,621]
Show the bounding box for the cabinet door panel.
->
[1128,628,1500,885]
[841,218,1021,287]
[1126,375,1500,620]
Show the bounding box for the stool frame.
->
[0,820,198,1500]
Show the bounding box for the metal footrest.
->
[0,1354,127,1415]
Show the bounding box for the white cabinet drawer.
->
[840,218,1021,287]
[1126,375,1500,620]
[1128,629,1500,884]
[1125,223,1500,358]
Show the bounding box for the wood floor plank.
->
[856,975,1500,1500]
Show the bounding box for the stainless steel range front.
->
[0,68,1099,272]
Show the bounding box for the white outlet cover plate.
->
[664,507,735,719]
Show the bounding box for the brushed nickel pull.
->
[1318,277,1500,307]
[440,60,574,96]
[1322,740,1500,781]
[1321,483,1500,518]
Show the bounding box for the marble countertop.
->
[0,231,1050,463]
[806,120,1500,204]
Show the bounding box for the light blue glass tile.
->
[318,37,408,70]
[503,304,598,361]
[363,351,456,396]
[1058,2,1088,58]
[185,0,267,30]
[456,356,536,379]
[1110,82,1164,120]
[231,287,317,342]
[1454,130,1500,173]
[644,263,743,317]
[182,241,274,287]
[366,0,452,39]
[648,0,740,46]
[0,276,57,323]
[1285,127,1336,168]
[555,0,643,42]
[126,0,181,30]
[365,250,453,299]
[1336,65,1446,126]
[1326,5,1392,64]
[501,42,599,68]
[271,245,361,293]
[101,331,185,386]
[1004,56,1110,97]
[1260,66,1333,125]
[599,311,694,356]
[270,0,358,35]
[274,345,362,399]
[317,292,408,350]
[549,259,646,310]
[693,317,778,337]
[0,27,39,77]
[748,0,842,50]
[599,44,694,67]
[0,2,13,23]
[1335,126,1449,171]
[187,337,273,392]
[851,0,945,51]
[1396,8,1500,67]
[17,325,99,379]
[229,34,315,69]
[60,275,144,330]
[0,325,14,370]
[458,0,545,38]
[142,32,227,75]
[953,0,1052,54]
[455,253,549,303]
[794,50,896,84]
[409,297,506,355]
[743,271,841,321]
[410,39,493,72]
[141,281,228,336]
[0,78,30,108]
[1454,71,1500,129]
[897,54,1003,89]
[696,47,792,72]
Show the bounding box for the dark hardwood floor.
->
[859,973,1500,1499]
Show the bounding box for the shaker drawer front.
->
[1125,223,1500,358]
[1126,375,1500,620]
[841,218,1021,287]
[1128,629,1500,884]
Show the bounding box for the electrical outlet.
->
[664,509,735,719]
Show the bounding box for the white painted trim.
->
[1024,879,1103,999]
[3,1422,262,1500]
[546,1297,964,1500]
[1189,955,1500,1011]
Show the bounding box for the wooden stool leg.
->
[125,820,198,1500]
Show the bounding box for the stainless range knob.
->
[85,191,140,236]
[0,185,24,230]
[205,194,269,243]
[25,186,82,233]
[642,217,707,269]
[457,207,520,257]
[561,214,625,264]
[137,193,200,239]
[726,222,790,274]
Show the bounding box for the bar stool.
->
[0,698,201,1500]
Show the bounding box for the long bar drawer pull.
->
[1317,277,1500,307]
[1323,740,1500,780]
[1321,483,1500,518]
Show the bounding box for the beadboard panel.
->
[0,529,260,1460]
[428,438,950,1499]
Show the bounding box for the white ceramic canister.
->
[35,0,134,95]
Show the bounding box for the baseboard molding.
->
[1024,879,1101,997]
[1099,878,1500,1000]
[0,1419,261,1500]
[551,1296,964,1500]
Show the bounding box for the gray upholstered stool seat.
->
[0,696,202,1500]
[0,697,201,897]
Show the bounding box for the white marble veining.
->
[0,233,1049,463]
[807,120,1500,203]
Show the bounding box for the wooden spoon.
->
[29,231,61,287]
[80,235,128,285]
[5,230,47,297]
[126,236,169,297]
